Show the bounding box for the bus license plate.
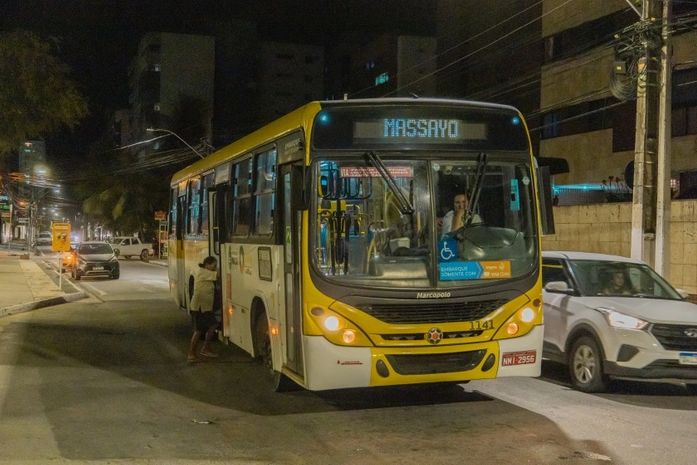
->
[679,352,697,365]
[502,350,536,366]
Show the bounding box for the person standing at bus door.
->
[188,256,219,362]
[440,193,482,239]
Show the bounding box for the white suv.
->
[542,251,697,393]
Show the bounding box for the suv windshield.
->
[568,259,682,299]
[79,243,113,255]
[311,153,537,288]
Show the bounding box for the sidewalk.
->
[0,249,87,318]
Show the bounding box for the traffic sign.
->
[52,222,71,252]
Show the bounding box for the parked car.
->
[36,231,52,247]
[108,236,153,261]
[542,251,697,393]
[72,241,119,280]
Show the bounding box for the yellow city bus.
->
[168,98,554,391]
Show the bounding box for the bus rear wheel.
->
[253,313,297,392]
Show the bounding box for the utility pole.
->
[655,0,672,278]
[630,0,661,265]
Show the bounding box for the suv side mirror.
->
[545,281,575,294]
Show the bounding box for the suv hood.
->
[579,296,697,325]
[81,254,115,262]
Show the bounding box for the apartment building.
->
[128,32,215,144]
[257,42,324,123]
[538,0,697,200]
[325,33,437,100]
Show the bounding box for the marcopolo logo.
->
[416,291,451,299]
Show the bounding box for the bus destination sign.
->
[353,118,487,143]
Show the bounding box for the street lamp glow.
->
[146,128,205,159]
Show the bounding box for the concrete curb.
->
[0,290,88,318]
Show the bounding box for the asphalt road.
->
[0,259,696,464]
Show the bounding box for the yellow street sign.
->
[52,222,71,252]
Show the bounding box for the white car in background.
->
[542,251,697,393]
[36,231,52,247]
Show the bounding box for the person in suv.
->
[542,251,697,393]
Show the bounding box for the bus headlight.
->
[324,315,340,331]
[494,303,541,340]
[308,306,372,347]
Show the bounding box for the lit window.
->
[154,103,160,111]
[154,64,161,72]
[374,72,389,86]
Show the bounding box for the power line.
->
[378,0,578,97]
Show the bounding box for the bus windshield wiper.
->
[465,152,487,227]
[365,151,414,215]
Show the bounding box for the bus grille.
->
[385,349,486,375]
[651,324,697,351]
[362,299,507,324]
[381,330,483,341]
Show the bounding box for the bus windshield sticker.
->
[510,179,520,212]
[439,239,458,262]
[339,166,413,178]
[440,260,512,280]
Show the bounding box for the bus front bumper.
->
[302,325,543,390]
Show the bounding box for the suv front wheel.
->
[568,335,608,393]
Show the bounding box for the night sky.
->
[2,0,436,166]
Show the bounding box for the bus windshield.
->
[311,153,537,288]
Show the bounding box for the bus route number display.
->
[353,118,487,143]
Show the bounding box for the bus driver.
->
[440,193,482,239]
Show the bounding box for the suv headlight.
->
[597,307,648,330]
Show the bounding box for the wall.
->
[540,47,614,110]
[542,0,626,37]
[542,200,697,293]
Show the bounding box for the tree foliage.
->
[0,30,88,154]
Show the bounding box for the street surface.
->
[0,258,696,464]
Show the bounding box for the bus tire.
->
[253,312,297,392]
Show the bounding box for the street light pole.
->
[146,128,205,159]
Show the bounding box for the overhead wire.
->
[347,0,548,98]
[378,0,578,97]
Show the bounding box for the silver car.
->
[542,251,697,393]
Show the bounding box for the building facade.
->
[538,0,697,201]
[128,32,215,145]
[325,33,437,100]
[257,41,324,124]
[435,0,543,149]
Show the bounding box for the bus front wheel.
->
[253,313,297,392]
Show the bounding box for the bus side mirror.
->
[536,165,555,235]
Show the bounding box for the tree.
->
[0,30,87,153]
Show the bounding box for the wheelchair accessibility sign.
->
[439,239,458,262]
[438,240,512,280]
